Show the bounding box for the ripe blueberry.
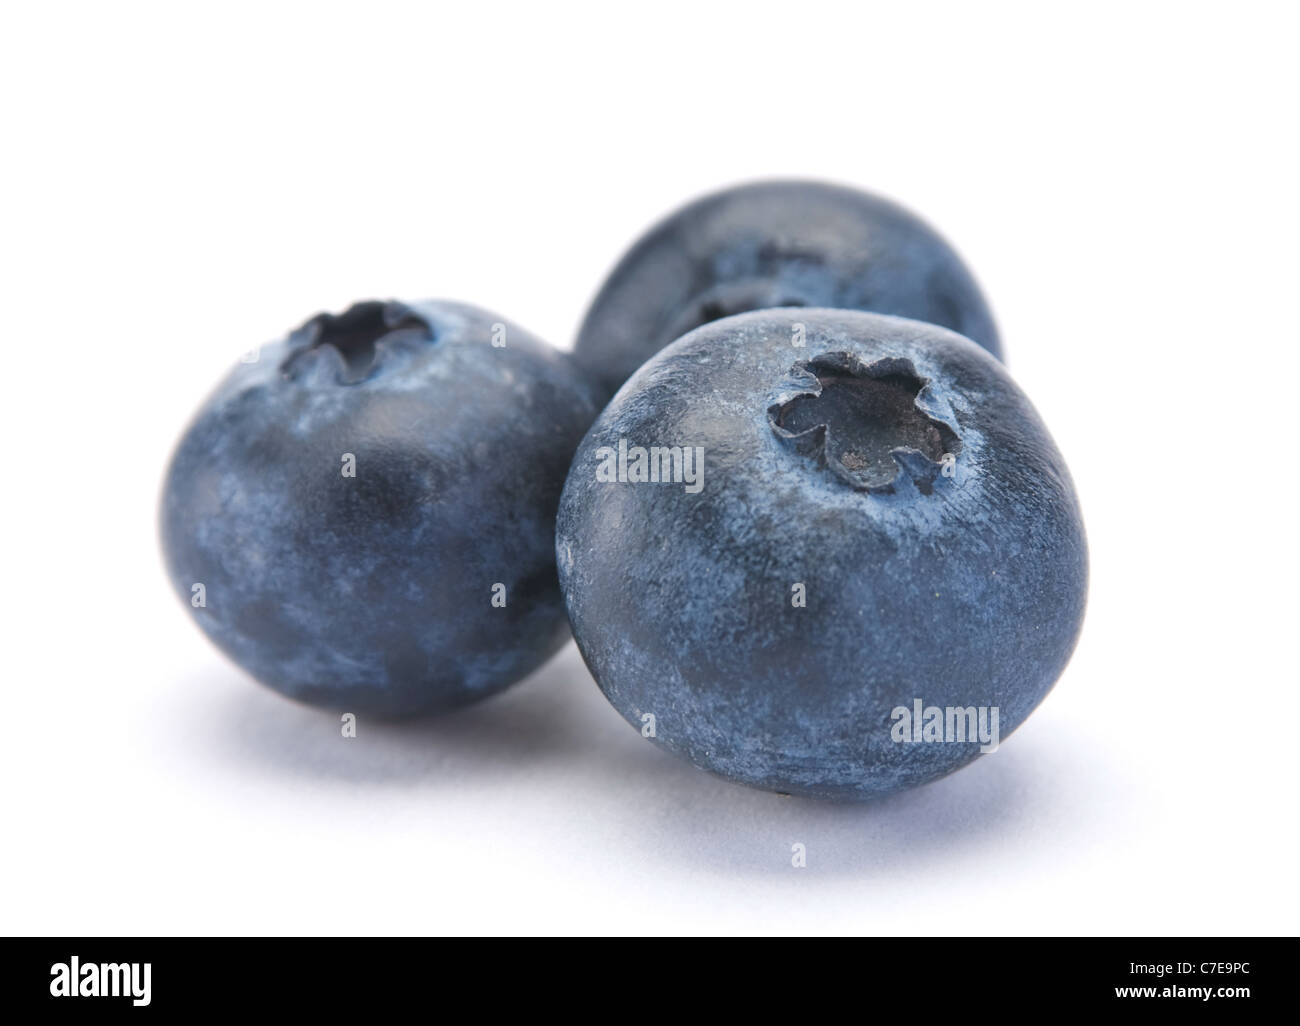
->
[575,180,1002,397]
[557,309,1085,799]
[161,299,601,716]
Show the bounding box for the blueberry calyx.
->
[662,281,813,342]
[768,353,961,493]
[280,300,435,384]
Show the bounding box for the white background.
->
[3,2,1297,935]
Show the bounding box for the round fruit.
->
[557,309,1085,799]
[575,180,1002,397]
[162,299,601,715]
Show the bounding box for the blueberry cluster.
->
[161,180,1086,799]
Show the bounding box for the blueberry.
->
[161,299,602,716]
[575,180,1002,397]
[557,309,1085,799]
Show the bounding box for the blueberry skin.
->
[575,180,1002,396]
[161,300,602,716]
[557,309,1085,799]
